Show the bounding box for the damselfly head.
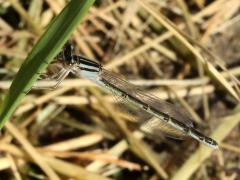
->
[56,43,75,65]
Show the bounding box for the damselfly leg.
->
[33,42,74,90]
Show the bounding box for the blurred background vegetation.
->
[0,0,239,179]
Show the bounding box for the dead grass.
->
[0,0,239,179]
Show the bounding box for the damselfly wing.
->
[114,99,188,140]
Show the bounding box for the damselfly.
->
[43,43,218,149]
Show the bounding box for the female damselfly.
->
[44,43,218,149]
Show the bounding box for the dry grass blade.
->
[40,133,103,151]
[5,122,61,180]
[0,157,12,171]
[40,150,141,171]
[220,143,240,154]
[7,0,42,35]
[104,0,228,70]
[1,0,239,179]
[176,0,199,38]
[137,0,240,101]
[15,86,71,115]
[44,156,111,180]
[0,143,112,180]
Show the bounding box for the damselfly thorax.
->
[39,43,218,149]
[39,43,102,88]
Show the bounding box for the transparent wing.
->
[135,90,194,128]
[100,69,192,139]
[116,101,153,122]
[114,98,187,140]
[101,69,194,128]
[140,116,187,140]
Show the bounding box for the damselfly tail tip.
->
[206,139,219,150]
[199,141,218,149]
[211,144,219,150]
[212,142,219,150]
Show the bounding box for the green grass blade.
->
[0,0,96,129]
